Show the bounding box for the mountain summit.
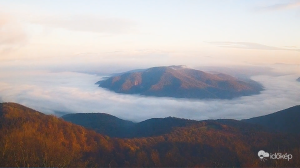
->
[97,66,263,99]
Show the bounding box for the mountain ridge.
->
[1,102,300,167]
[62,114,199,138]
[97,66,263,99]
[62,105,300,138]
[243,105,300,134]
[62,113,135,138]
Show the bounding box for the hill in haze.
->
[62,114,199,138]
[62,105,300,138]
[1,102,300,167]
[243,105,300,134]
[297,77,300,82]
[62,113,135,138]
[97,66,263,99]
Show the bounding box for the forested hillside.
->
[1,103,300,167]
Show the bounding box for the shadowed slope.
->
[62,104,300,138]
[243,105,300,134]
[62,113,198,138]
[62,113,135,138]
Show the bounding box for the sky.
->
[0,0,299,69]
[0,0,300,121]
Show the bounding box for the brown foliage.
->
[0,103,299,167]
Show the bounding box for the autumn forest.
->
[0,103,299,167]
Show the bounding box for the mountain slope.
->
[97,66,263,99]
[243,105,300,134]
[62,105,300,138]
[0,103,113,167]
[62,113,135,138]
[1,102,300,167]
[297,77,300,82]
[62,114,198,138]
[61,110,300,167]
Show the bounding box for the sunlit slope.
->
[0,103,112,167]
[98,66,263,99]
[1,102,300,167]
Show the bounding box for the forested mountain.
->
[97,66,263,99]
[1,102,300,167]
[62,113,135,138]
[63,105,300,139]
[243,105,300,134]
[0,103,111,167]
[62,114,198,138]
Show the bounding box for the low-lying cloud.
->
[0,66,299,122]
[208,42,300,52]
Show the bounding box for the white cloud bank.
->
[0,66,299,122]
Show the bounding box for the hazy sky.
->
[0,0,299,69]
[0,1,300,121]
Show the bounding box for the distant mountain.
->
[62,114,198,138]
[1,102,300,167]
[297,77,300,82]
[62,114,264,138]
[243,105,300,134]
[62,105,300,138]
[132,117,198,137]
[62,113,135,138]
[97,66,263,99]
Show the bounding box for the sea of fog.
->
[0,65,299,122]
